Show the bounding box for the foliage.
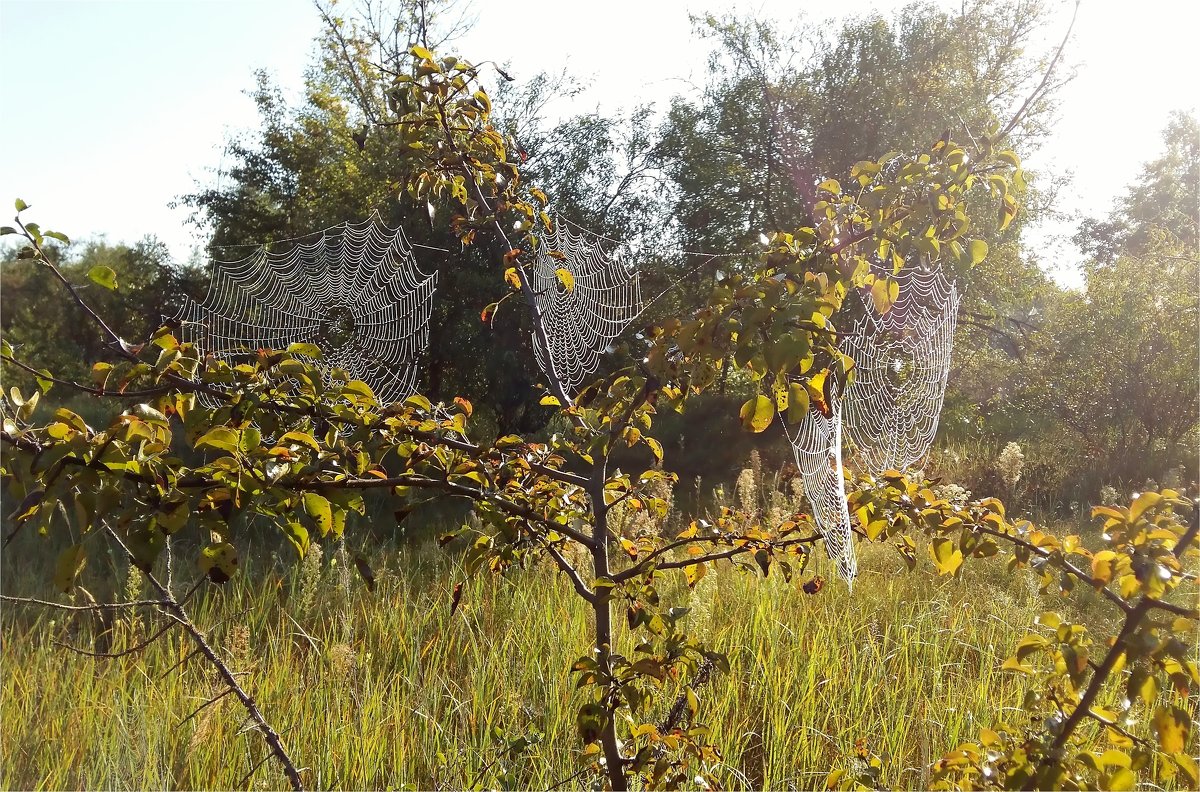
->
[941,112,1200,510]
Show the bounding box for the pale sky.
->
[1,0,1196,284]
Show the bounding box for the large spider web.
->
[527,216,643,394]
[175,215,438,405]
[841,266,960,475]
[785,265,962,584]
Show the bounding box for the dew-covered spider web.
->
[527,215,643,394]
[783,264,962,584]
[784,395,858,584]
[175,215,438,406]
[842,266,960,475]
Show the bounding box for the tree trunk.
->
[590,488,627,790]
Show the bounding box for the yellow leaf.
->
[870,277,897,314]
[555,267,575,292]
[1174,753,1199,788]
[684,562,707,588]
[739,395,775,433]
[504,267,522,289]
[1129,491,1162,522]
[930,536,963,575]
[1106,768,1136,791]
[1153,706,1190,754]
[1092,550,1118,585]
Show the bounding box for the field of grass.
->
[2,508,1096,792]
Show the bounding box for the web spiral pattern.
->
[175,216,437,406]
[785,398,857,584]
[842,267,960,475]
[528,218,643,394]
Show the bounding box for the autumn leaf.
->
[555,267,575,292]
[739,395,774,432]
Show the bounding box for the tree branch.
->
[103,525,306,791]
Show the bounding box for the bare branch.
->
[178,686,236,727]
[0,594,170,611]
[544,542,596,604]
[103,525,306,791]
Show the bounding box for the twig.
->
[997,0,1079,143]
[237,752,272,790]
[159,645,203,680]
[103,525,306,791]
[0,594,169,611]
[54,616,179,659]
[178,686,236,726]
[1047,505,1198,755]
[658,658,716,733]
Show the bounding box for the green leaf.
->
[53,544,87,593]
[195,427,239,454]
[787,381,810,423]
[739,395,774,433]
[353,553,376,593]
[967,239,989,266]
[286,342,323,359]
[282,521,310,558]
[8,488,45,523]
[157,498,190,534]
[14,198,28,212]
[87,265,118,290]
[303,492,333,537]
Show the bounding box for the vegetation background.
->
[1,0,1196,789]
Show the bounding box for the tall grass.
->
[2,521,1066,791]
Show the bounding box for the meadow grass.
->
[1,518,1089,791]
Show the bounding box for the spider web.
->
[784,396,858,584]
[175,215,438,406]
[528,216,643,394]
[784,265,961,584]
[842,266,960,475]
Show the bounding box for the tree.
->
[1030,114,1200,489]
[1,237,201,383]
[1076,112,1199,268]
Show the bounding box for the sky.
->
[1,0,1196,284]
